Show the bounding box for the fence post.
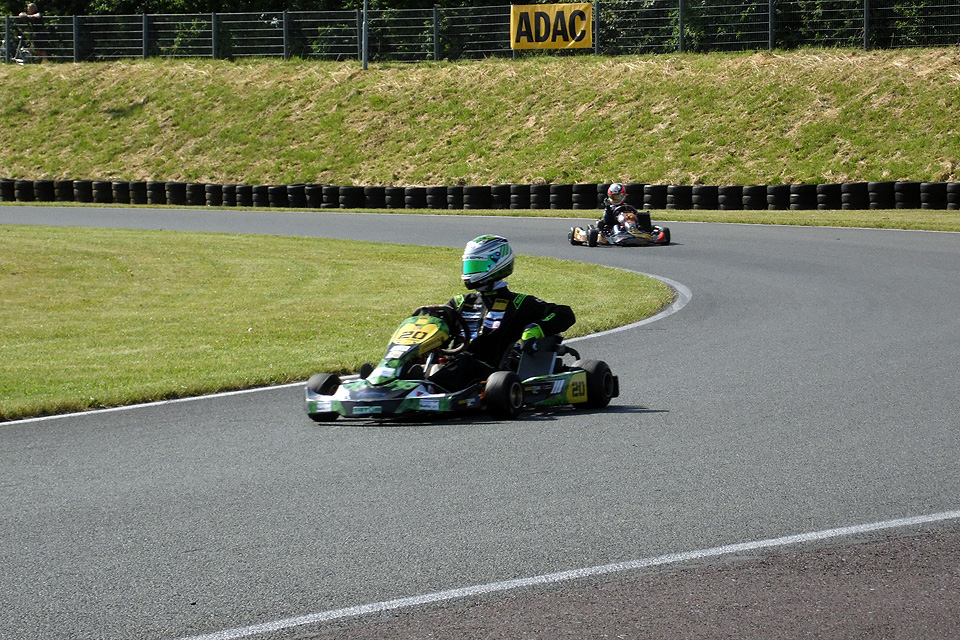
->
[356,8,362,62]
[433,6,439,61]
[73,15,81,62]
[594,1,600,55]
[211,13,218,59]
[768,0,775,49]
[282,10,290,59]
[142,14,149,59]
[863,0,871,49]
[4,16,10,63]
[678,0,685,52]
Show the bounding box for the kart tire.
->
[485,371,524,419]
[307,373,340,422]
[587,226,599,247]
[655,226,671,245]
[568,228,578,246]
[359,363,374,379]
[575,360,616,409]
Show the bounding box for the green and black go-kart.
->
[305,306,618,422]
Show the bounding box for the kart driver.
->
[423,235,575,391]
[598,182,652,236]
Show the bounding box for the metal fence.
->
[3,1,959,64]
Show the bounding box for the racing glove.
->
[520,323,544,354]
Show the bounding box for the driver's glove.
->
[520,323,544,354]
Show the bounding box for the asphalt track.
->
[2,206,959,639]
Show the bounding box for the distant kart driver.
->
[598,182,653,236]
[422,235,575,391]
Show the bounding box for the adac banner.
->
[510,3,593,50]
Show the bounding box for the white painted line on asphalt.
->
[176,509,960,640]
[4,383,304,426]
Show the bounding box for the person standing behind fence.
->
[17,3,46,60]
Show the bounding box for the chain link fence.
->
[3,1,959,64]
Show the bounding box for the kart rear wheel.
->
[655,226,671,245]
[307,373,340,422]
[568,228,578,246]
[485,371,524,419]
[574,360,616,409]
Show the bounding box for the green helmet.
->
[461,235,514,289]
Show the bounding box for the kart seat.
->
[515,335,562,379]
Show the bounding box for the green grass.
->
[0,50,957,186]
[0,224,673,421]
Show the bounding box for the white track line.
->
[176,509,960,640]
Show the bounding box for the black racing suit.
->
[599,200,653,235]
[427,285,575,391]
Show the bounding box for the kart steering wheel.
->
[412,306,472,356]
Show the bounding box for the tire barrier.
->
[15,179,35,202]
[643,184,667,210]
[548,183,572,210]
[287,184,306,208]
[742,185,766,210]
[147,181,166,205]
[718,185,743,210]
[571,183,596,209]
[667,184,693,210]
[894,181,921,209]
[464,185,492,210]
[529,184,550,209]
[1,178,954,212]
[816,183,842,210]
[841,182,869,210]
[165,181,187,206]
[766,184,790,210]
[0,178,14,201]
[404,186,427,209]
[384,186,405,209]
[321,185,339,208]
[74,180,94,203]
[868,181,896,209]
[112,181,130,204]
[491,184,511,209]
[692,185,718,210]
[305,184,323,209]
[186,183,206,207]
[205,184,223,207]
[364,185,387,208]
[252,185,269,208]
[34,180,55,202]
[790,184,814,210]
[338,185,364,209]
[55,180,74,202]
[130,181,148,205]
[222,185,236,207]
[947,183,959,210]
[446,185,463,210]
[236,185,253,207]
[509,184,529,209]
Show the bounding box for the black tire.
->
[73,180,94,203]
[268,184,289,207]
[92,181,113,204]
[364,185,387,208]
[667,184,692,210]
[287,184,307,208]
[14,179,35,202]
[129,181,148,205]
[307,373,341,422]
[359,363,374,379]
[485,371,524,419]
[575,360,616,409]
[236,185,253,207]
[656,226,671,245]
[446,185,463,210]
[165,181,187,206]
[146,181,166,205]
[305,184,323,209]
[33,180,55,202]
[186,183,206,207]
[463,185,492,209]
[568,227,578,246]
[587,226,598,247]
[643,184,668,210]
[205,183,223,207]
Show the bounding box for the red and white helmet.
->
[607,183,627,206]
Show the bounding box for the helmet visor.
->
[463,258,493,275]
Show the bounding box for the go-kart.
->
[305,306,618,422]
[569,209,670,247]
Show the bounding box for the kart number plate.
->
[353,406,382,416]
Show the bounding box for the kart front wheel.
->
[574,360,616,409]
[485,371,524,419]
[307,373,340,422]
[587,226,599,247]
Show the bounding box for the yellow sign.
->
[510,3,593,50]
